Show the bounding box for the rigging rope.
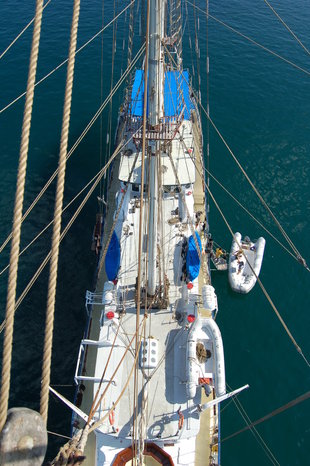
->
[0,0,44,432]
[40,0,81,424]
[186,0,310,78]
[192,0,201,101]
[206,186,310,368]
[204,111,307,267]
[163,76,310,369]
[87,319,122,424]
[163,43,308,271]
[132,0,150,456]
[47,430,72,440]
[0,166,109,278]
[48,427,87,465]
[99,0,105,212]
[176,117,301,266]
[185,1,196,80]
[0,0,136,115]
[0,138,130,336]
[263,0,310,57]
[0,0,52,60]
[97,149,141,275]
[88,318,147,432]
[225,384,280,465]
[205,169,300,263]
[105,0,118,164]
[222,390,310,443]
[0,43,145,258]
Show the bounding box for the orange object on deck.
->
[109,409,115,426]
[112,442,174,465]
[198,377,212,385]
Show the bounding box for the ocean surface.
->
[0,0,309,464]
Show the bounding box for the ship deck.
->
[75,113,219,466]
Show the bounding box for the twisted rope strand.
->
[0,0,44,432]
[40,0,81,423]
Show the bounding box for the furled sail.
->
[105,231,120,281]
[186,232,202,281]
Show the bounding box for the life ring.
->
[109,409,115,426]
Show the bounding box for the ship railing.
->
[74,338,118,386]
[125,111,185,141]
[85,290,105,316]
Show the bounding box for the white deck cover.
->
[119,120,196,185]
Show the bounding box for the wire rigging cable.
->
[105,0,118,164]
[165,81,310,368]
[99,0,105,212]
[225,384,280,466]
[163,42,308,271]
[0,43,145,259]
[0,165,108,278]
[186,0,310,78]
[222,390,310,443]
[0,140,126,338]
[206,185,310,368]
[205,169,300,263]
[0,0,136,115]
[0,0,52,60]
[132,0,150,457]
[263,0,310,57]
[0,0,45,433]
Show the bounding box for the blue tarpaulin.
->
[186,232,202,281]
[105,231,121,281]
[130,70,194,119]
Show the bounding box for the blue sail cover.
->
[186,232,202,281]
[130,70,194,119]
[105,231,121,281]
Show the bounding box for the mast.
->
[147,0,164,296]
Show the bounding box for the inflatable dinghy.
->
[186,316,226,399]
[228,232,265,294]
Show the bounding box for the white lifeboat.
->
[228,232,266,294]
[186,316,226,399]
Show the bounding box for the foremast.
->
[147,0,165,295]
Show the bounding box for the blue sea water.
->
[0,1,310,464]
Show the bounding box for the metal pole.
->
[147,0,163,295]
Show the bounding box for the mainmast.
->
[147,0,165,296]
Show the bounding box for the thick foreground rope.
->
[40,0,81,423]
[48,428,87,465]
[0,0,44,432]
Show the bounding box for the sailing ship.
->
[0,1,309,465]
[68,0,238,463]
